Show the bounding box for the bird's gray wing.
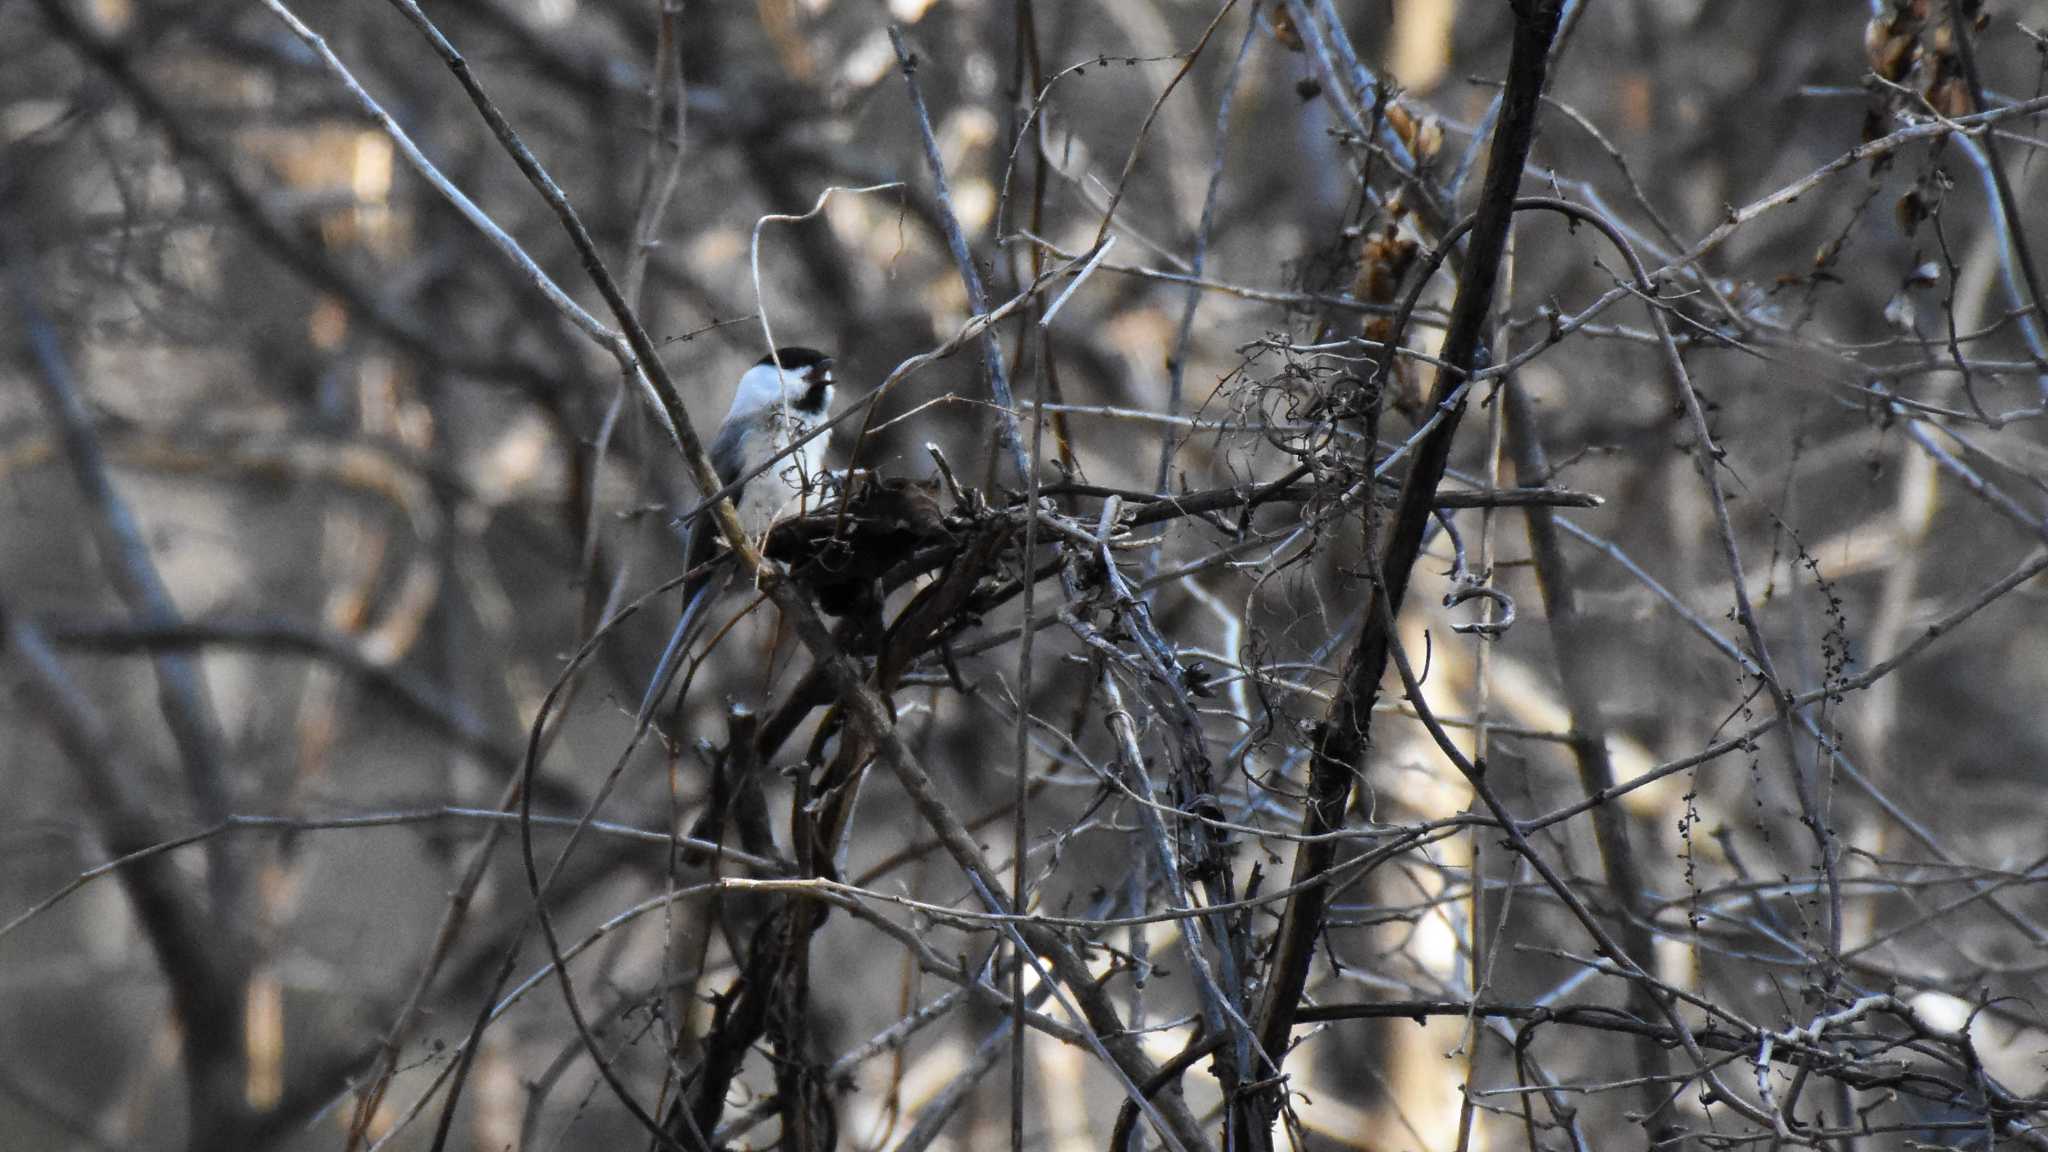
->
[707,415,751,513]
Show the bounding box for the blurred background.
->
[6,0,2048,1149]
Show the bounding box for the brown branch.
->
[1,611,251,1148]
[1248,0,1564,1127]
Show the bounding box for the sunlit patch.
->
[950,177,995,235]
[938,106,998,178]
[691,227,746,271]
[838,28,897,89]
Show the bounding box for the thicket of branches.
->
[6,1,2048,1150]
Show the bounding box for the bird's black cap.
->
[757,346,833,370]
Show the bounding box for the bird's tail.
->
[634,567,720,732]
[635,505,729,732]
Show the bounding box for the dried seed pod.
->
[1270,7,1304,51]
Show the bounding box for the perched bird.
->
[636,346,836,727]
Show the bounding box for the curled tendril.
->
[1444,583,1515,638]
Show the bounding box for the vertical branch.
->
[1454,224,1517,1152]
[1502,381,1678,1138]
[1248,0,1563,1120]
[1161,10,1260,494]
[1009,278,1045,1152]
[895,19,1042,1139]
[1945,0,2048,371]
[622,0,689,309]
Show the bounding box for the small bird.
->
[636,346,836,728]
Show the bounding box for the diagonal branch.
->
[1249,0,1564,1119]
[889,25,1032,483]
[3,193,237,896]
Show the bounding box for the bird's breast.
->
[733,416,828,537]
